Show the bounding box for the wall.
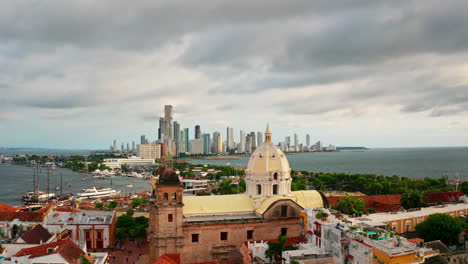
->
[180,219,302,263]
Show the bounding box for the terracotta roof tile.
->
[13,238,90,263]
[423,191,464,204]
[19,224,52,244]
[0,203,18,212]
[153,254,181,264]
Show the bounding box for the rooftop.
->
[350,203,468,226]
[46,210,115,225]
[18,224,52,244]
[13,238,92,263]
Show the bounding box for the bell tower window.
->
[163,193,169,201]
[273,172,278,180]
[257,184,262,195]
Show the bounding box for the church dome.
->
[245,125,292,197]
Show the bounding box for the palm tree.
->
[217,179,236,194]
[265,235,296,262]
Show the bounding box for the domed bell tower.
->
[149,165,184,262]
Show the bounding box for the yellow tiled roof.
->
[183,194,255,216]
[183,190,325,217]
[255,190,325,215]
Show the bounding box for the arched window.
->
[173,192,177,201]
[163,193,169,201]
[273,172,278,180]
[273,184,278,195]
[257,184,262,195]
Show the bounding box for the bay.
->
[0,163,151,206]
[189,147,468,180]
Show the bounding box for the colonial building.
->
[149,125,328,263]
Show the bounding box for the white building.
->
[102,156,155,169]
[137,143,162,160]
[45,210,116,250]
[189,138,204,155]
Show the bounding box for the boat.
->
[22,191,56,205]
[93,175,105,179]
[126,184,133,188]
[76,187,121,199]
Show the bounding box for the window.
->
[168,214,173,222]
[281,205,287,217]
[273,185,278,195]
[192,234,199,242]
[257,184,262,195]
[281,228,288,236]
[220,232,228,241]
[273,172,278,180]
[247,230,254,240]
[406,224,410,232]
[163,193,168,201]
[173,192,177,201]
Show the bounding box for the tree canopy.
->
[332,194,366,215]
[415,213,467,246]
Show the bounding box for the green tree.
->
[132,198,142,207]
[95,202,103,209]
[332,195,366,215]
[115,227,127,240]
[81,255,92,264]
[107,200,118,209]
[126,208,134,216]
[401,190,426,209]
[415,213,467,246]
[217,179,236,194]
[265,235,296,261]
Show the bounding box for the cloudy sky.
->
[1,0,468,149]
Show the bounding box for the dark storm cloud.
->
[1,0,468,120]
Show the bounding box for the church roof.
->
[183,190,325,217]
[183,194,254,216]
[255,191,325,215]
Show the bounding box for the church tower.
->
[245,125,292,198]
[149,166,184,262]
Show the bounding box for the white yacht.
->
[76,187,120,199]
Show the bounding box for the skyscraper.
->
[257,131,263,146]
[164,105,173,141]
[294,133,299,152]
[132,141,135,152]
[250,132,256,152]
[141,135,147,144]
[179,130,186,155]
[306,134,310,149]
[195,125,201,139]
[158,117,165,141]
[184,128,190,152]
[245,134,252,153]
[212,131,221,154]
[173,121,180,156]
[202,133,211,154]
[226,126,234,151]
[239,130,246,153]
[286,136,291,149]
[126,143,130,153]
[113,139,117,152]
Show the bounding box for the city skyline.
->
[1,1,468,149]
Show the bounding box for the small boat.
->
[81,177,87,181]
[126,184,133,188]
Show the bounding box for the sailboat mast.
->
[47,166,50,199]
[33,165,36,197]
[60,172,63,196]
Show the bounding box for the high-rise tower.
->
[164,105,173,141]
[195,125,201,139]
